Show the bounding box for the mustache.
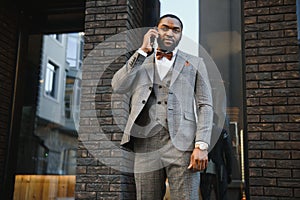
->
[161,37,175,43]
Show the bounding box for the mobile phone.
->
[150,27,158,49]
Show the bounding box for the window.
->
[45,61,58,98]
[66,33,84,69]
[64,77,74,119]
[49,34,62,43]
[13,32,83,199]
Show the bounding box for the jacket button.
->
[157,101,161,104]
[149,86,152,90]
[142,100,146,104]
[159,85,162,89]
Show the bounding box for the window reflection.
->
[199,0,244,199]
[14,32,83,199]
[45,61,58,98]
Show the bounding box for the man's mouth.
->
[164,39,174,45]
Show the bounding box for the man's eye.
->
[161,27,169,31]
[173,29,181,34]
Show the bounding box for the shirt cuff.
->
[195,141,208,150]
[137,48,148,57]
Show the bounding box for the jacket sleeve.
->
[194,57,214,146]
[111,51,146,93]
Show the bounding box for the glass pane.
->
[45,62,57,98]
[13,33,83,200]
[199,0,245,199]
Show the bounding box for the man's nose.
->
[166,29,174,37]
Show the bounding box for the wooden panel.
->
[13,175,76,200]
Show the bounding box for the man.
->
[112,14,213,199]
[200,115,233,200]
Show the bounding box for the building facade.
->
[0,0,299,199]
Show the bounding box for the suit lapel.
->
[170,50,187,86]
[143,53,155,83]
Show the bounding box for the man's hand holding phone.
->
[140,27,159,54]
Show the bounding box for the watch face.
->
[200,143,208,150]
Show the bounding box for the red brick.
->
[245,32,258,40]
[246,89,272,97]
[258,47,285,55]
[273,88,300,96]
[263,168,291,177]
[244,1,257,9]
[270,5,296,14]
[270,21,297,30]
[248,140,275,149]
[288,97,300,104]
[276,141,300,149]
[246,64,259,72]
[257,0,284,7]
[291,151,300,159]
[258,63,286,71]
[247,81,259,88]
[249,177,277,186]
[260,114,288,122]
[248,114,260,122]
[259,80,286,88]
[270,38,298,46]
[248,132,262,140]
[245,23,270,32]
[259,30,284,39]
[262,150,291,159]
[247,98,260,106]
[245,8,270,16]
[257,14,284,23]
[278,178,300,187]
[247,106,273,114]
[276,160,300,168]
[264,187,293,197]
[274,105,300,114]
[272,71,300,79]
[246,39,270,48]
[249,168,263,177]
[261,132,290,141]
[249,150,262,158]
[246,72,272,81]
[250,186,264,195]
[284,13,297,21]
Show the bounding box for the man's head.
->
[156,14,183,52]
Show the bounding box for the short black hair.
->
[157,14,183,30]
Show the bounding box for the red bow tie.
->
[156,51,173,60]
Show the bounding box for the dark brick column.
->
[77,0,159,199]
[244,0,300,199]
[0,7,18,192]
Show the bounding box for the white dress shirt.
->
[137,48,178,80]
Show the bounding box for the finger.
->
[188,155,195,170]
[195,159,201,171]
[147,30,159,38]
[200,160,206,171]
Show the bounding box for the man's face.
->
[157,17,182,52]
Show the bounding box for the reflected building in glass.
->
[15,33,83,195]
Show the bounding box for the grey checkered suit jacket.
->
[112,50,213,151]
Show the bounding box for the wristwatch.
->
[195,142,208,150]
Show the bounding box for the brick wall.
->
[0,7,18,189]
[77,0,154,199]
[244,0,300,199]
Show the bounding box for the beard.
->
[157,36,180,52]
